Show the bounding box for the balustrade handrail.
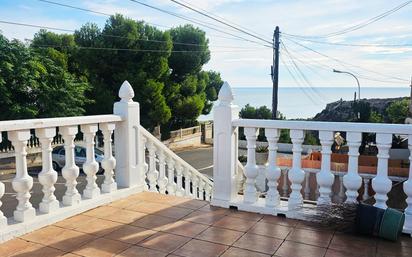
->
[233,118,412,134]
[140,125,213,186]
[0,115,123,131]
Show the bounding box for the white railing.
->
[0,80,211,242]
[211,82,412,234]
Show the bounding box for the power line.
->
[281,34,412,48]
[284,1,412,38]
[169,0,272,45]
[0,20,269,50]
[283,37,409,82]
[128,0,272,48]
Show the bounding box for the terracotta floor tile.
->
[116,245,167,257]
[177,199,209,210]
[104,225,157,244]
[331,233,376,248]
[62,254,82,257]
[109,198,140,209]
[161,220,208,237]
[74,218,122,236]
[0,238,37,257]
[295,220,333,231]
[47,228,96,252]
[286,228,333,247]
[126,201,170,213]
[138,232,191,253]
[195,227,244,245]
[260,215,298,227]
[233,233,282,255]
[54,214,95,230]
[20,226,67,245]
[376,234,412,251]
[376,246,412,257]
[131,214,178,230]
[248,222,292,239]
[83,206,119,218]
[173,239,228,257]
[275,241,326,257]
[72,237,131,257]
[227,210,263,221]
[183,210,225,225]
[329,234,376,257]
[212,216,257,232]
[325,248,371,257]
[155,206,194,219]
[198,205,230,215]
[221,247,271,257]
[10,243,65,257]
[103,209,147,224]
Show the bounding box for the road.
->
[0,147,213,218]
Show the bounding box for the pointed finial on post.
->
[118,80,135,102]
[218,81,234,105]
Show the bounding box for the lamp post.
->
[333,69,361,101]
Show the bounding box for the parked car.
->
[52,145,104,172]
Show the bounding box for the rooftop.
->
[1,192,411,257]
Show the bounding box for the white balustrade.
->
[288,129,305,209]
[142,136,149,191]
[146,141,159,192]
[316,131,334,204]
[404,135,412,231]
[372,133,393,209]
[60,126,81,206]
[205,184,212,201]
[183,167,192,197]
[175,163,184,197]
[166,158,176,195]
[157,150,168,194]
[199,180,206,200]
[265,128,281,207]
[343,132,362,202]
[36,128,59,213]
[100,123,117,193]
[9,130,36,222]
[192,176,199,199]
[81,124,100,199]
[243,127,259,204]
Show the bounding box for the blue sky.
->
[1,0,411,88]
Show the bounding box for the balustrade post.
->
[166,158,176,195]
[36,128,59,213]
[81,124,100,199]
[265,128,281,208]
[157,150,168,194]
[175,163,185,196]
[101,123,117,193]
[243,127,259,204]
[288,129,305,209]
[60,126,81,206]
[372,133,392,209]
[114,81,146,190]
[403,135,412,232]
[9,130,36,222]
[316,131,335,204]
[212,82,239,207]
[0,134,6,228]
[146,141,159,192]
[343,132,362,202]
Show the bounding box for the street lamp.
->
[333,69,361,101]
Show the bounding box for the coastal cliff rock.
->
[313,97,408,122]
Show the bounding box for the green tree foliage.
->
[369,111,384,123]
[0,34,89,120]
[386,99,409,124]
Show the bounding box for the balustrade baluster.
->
[199,180,206,200]
[0,133,6,228]
[101,123,117,193]
[403,135,412,231]
[317,131,334,204]
[81,124,100,199]
[363,178,371,201]
[343,132,362,202]
[244,127,259,204]
[60,126,81,206]
[146,141,159,192]
[265,128,281,207]
[166,158,176,195]
[192,176,199,199]
[288,129,305,209]
[9,130,36,222]
[175,163,185,196]
[142,137,149,191]
[183,167,192,197]
[157,150,168,194]
[205,184,212,201]
[36,128,59,213]
[372,133,392,209]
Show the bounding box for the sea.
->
[198,87,410,121]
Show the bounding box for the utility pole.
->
[271,26,280,119]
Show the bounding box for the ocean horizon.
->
[199,86,410,120]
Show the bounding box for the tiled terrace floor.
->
[1,192,412,257]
